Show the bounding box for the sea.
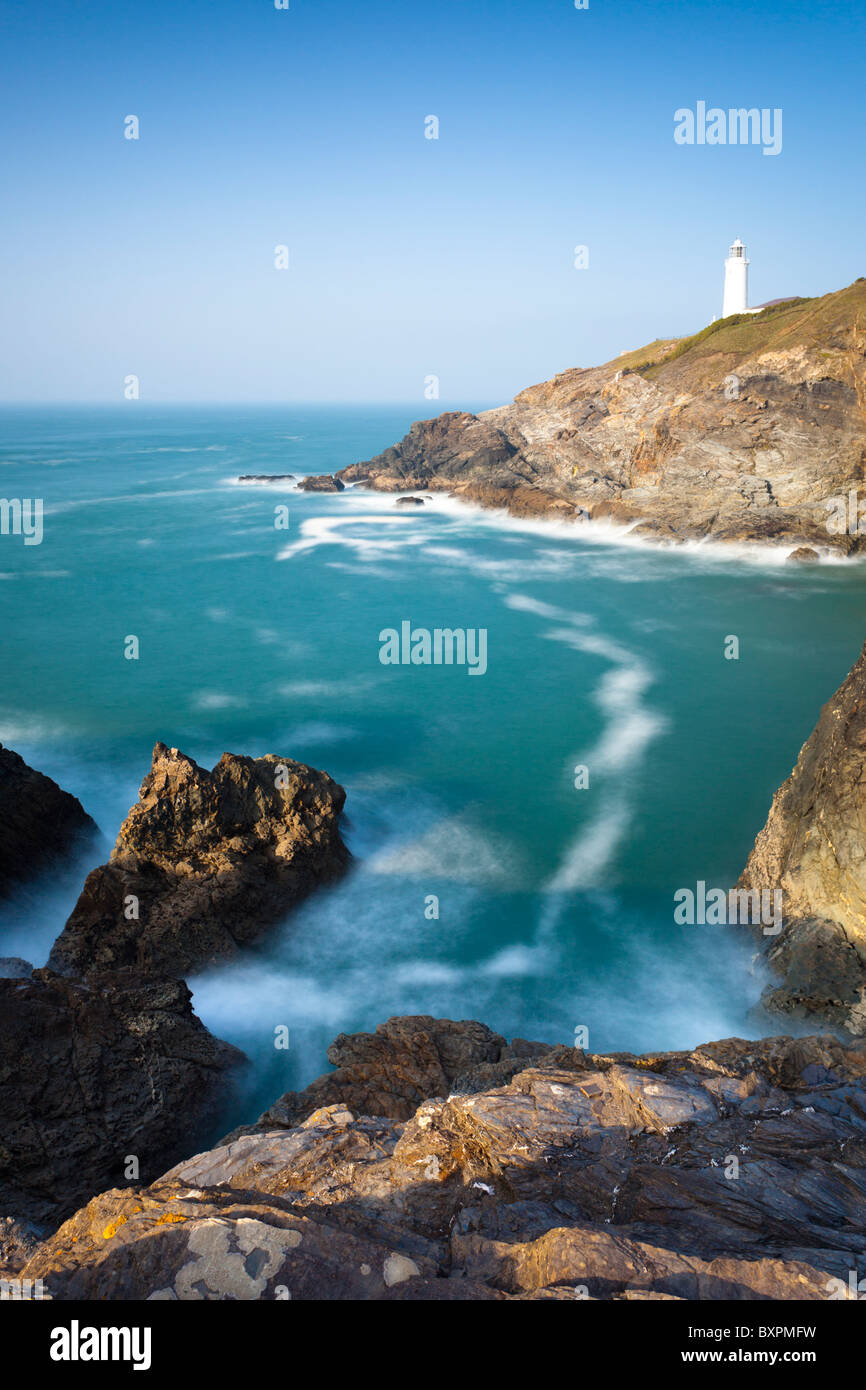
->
[1,403,864,1128]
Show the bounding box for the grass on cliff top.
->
[618,278,866,381]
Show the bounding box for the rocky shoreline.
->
[337,280,866,556]
[13,1018,866,1300]
[3,561,866,1296]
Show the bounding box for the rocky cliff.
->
[339,281,866,552]
[48,742,349,978]
[0,744,97,897]
[740,641,866,1035]
[17,1016,866,1300]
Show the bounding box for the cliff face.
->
[339,281,866,551]
[740,642,866,1034]
[0,744,98,897]
[48,742,349,978]
[18,1016,866,1300]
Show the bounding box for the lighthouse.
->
[722,238,749,317]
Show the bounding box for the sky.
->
[1,0,863,404]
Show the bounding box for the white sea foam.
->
[276,512,428,562]
[369,816,521,889]
[190,691,247,711]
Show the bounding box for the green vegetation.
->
[623,298,816,377]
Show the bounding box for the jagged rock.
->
[337,282,866,551]
[297,474,345,492]
[0,970,243,1225]
[47,743,349,978]
[0,744,97,898]
[0,957,33,979]
[787,546,820,563]
[20,1019,866,1300]
[739,641,866,1034]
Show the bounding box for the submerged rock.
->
[739,640,866,1034]
[19,1017,866,1300]
[236,473,296,483]
[0,745,97,898]
[48,743,349,978]
[0,969,242,1225]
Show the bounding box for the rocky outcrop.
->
[297,474,344,493]
[19,1018,866,1300]
[338,281,866,552]
[0,969,242,1226]
[739,641,866,1035]
[226,1015,551,1136]
[48,744,349,978]
[0,744,97,898]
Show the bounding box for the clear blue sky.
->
[1,0,863,404]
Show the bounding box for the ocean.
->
[1,403,864,1128]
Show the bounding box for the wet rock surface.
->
[48,743,349,978]
[20,1017,866,1300]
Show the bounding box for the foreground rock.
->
[0,970,242,1226]
[740,640,866,1035]
[21,1017,866,1300]
[338,281,866,552]
[0,744,97,898]
[48,743,349,977]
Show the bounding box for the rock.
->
[336,281,866,552]
[787,546,820,563]
[0,745,98,899]
[297,474,345,493]
[19,1018,866,1300]
[48,744,349,978]
[0,969,243,1225]
[236,474,295,483]
[0,957,33,979]
[739,641,866,1034]
[395,496,425,506]
[226,1015,548,1135]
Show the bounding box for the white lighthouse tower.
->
[722,238,750,317]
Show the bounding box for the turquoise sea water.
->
[1,405,864,1128]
